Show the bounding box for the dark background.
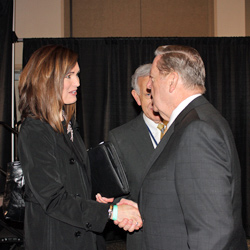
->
[0,0,13,192]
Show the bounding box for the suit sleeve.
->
[175,120,234,249]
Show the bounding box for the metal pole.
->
[11,0,16,162]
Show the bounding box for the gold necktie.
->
[157,121,168,140]
[157,123,165,140]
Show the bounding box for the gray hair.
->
[131,63,152,95]
[155,45,206,93]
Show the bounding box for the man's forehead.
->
[150,62,159,76]
[138,75,149,82]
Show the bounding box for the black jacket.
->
[18,117,109,250]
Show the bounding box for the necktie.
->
[157,123,165,140]
[157,121,168,140]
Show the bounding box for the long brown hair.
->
[18,44,78,133]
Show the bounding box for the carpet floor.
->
[106,239,250,250]
[0,239,249,249]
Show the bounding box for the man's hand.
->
[114,202,143,232]
[117,198,138,208]
[96,194,142,232]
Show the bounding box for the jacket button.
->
[69,158,75,164]
[74,231,81,237]
[86,222,92,229]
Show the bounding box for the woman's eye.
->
[65,74,71,79]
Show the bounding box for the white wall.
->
[14,0,63,122]
[14,0,247,67]
[14,0,63,69]
[214,0,245,36]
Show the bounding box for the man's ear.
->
[169,72,179,93]
[131,90,141,106]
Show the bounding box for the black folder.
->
[88,141,130,199]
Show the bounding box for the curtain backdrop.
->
[0,0,13,192]
[22,37,250,236]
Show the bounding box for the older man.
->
[137,45,247,249]
[97,64,167,250]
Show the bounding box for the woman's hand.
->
[96,193,114,203]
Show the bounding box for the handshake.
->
[96,194,143,232]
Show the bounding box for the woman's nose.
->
[75,77,80,87]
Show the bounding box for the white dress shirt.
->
[143,113,162,148]
[167,94,201,129]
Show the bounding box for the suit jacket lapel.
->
[138,95,208,203]
[60,125,92,188]
[132,113,155,164]
[174,95,207,128]
[137,122,175,202]
[57,133,73,155]
[57,123,86,167]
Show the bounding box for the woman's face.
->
[62,62,80,104]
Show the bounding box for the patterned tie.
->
[157,121,168,140]
[157,123,165,140]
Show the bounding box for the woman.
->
[18,45,141,250]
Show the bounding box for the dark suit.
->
[18,117,109,250]
[108,112,155,250]
[139,96,247,250]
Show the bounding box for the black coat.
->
[18,117,109,250]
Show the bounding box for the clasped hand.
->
[96,194,143,232]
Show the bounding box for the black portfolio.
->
[88,141,130,199]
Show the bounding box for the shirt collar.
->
[167,94,201,129]
[143,113,162,148]
[143,113,159,131]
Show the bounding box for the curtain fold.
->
[22,37,250,235]
[0,0,13,192]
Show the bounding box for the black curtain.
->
[22,37,250,236]
[0,0,13,192]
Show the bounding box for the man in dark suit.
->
[136,45,247,249]
[109,64,166,201]
[98,64,166,250]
